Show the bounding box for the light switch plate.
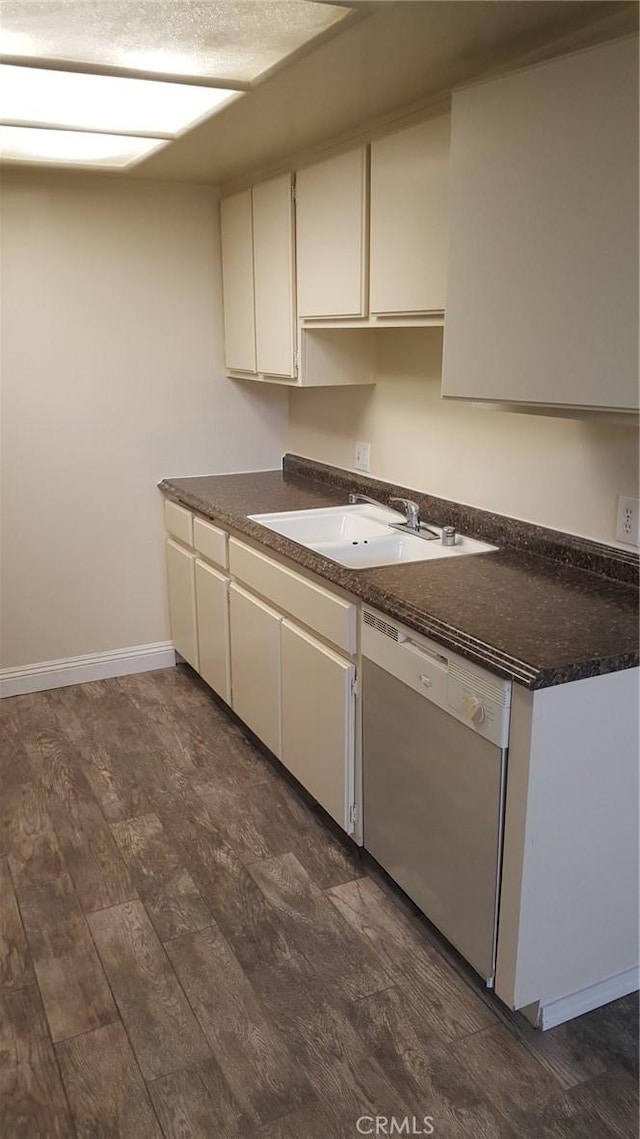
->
[615,496,640,546]
[355,441,371,472]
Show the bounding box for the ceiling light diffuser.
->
[0,124,167,167]
[0,65,238,137]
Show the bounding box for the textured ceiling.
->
[134,1,638,185]
[0,0,352,81]
[1,1,636,180]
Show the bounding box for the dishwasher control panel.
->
[362,608,512,748]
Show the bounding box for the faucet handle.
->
[389,497,421,530]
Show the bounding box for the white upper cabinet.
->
[442,36,639,411]
[220,175,295,379]
[220,190,256,374]
[296,146,369,320]
[296,125,449,327]
[370,116,450,317]
[252,173,296,378]
[220,171,374,386]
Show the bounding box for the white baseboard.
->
[0,641,176,699]
[529,966,640,1030]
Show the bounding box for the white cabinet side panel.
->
[253,174,296,378]
[220,190,256,373]
[496,668,640,1010]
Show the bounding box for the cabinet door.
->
[166,539,198,670]
[195,559,230,703]
[296,146,368,319]
[281,620,355,832]
[442,37,639,410]
[220,190,256,373]
[253,174,296,378]
[229,584,282,758]
[370,116,450,316]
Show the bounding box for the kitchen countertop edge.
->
[159,474,639,692]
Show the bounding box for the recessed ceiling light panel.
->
[0,65,238,136]
[0,1,352,82]
[0,124,167,167]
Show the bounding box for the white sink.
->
[249,504,394,544]
[249,504,497,568]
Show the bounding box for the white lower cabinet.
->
[166,538,198,671]
[281,619,356,833]
[229,583,282,759]
[165,508,358,836]
[195,559,230,704]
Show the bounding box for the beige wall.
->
[288,328,639,545]
[2,175,636,674]
[0,172,287,669]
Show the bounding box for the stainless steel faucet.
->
[348,490,439,540]
[389,496,421,532]
[348,492,388,509]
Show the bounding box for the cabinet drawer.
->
[164,499,193,547]
[193,516,228,569]
[229,539,356,654]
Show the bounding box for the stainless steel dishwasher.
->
[362,607,512,983]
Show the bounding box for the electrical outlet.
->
[615,496,640,546]
[355,441,371,472]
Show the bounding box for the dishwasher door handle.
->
[401,639,449,671]
[396,639,449,702]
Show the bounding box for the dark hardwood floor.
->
[1,665,637,1138]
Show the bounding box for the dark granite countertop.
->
[159,463,639,690]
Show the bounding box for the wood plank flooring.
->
[0,665,637,1139]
